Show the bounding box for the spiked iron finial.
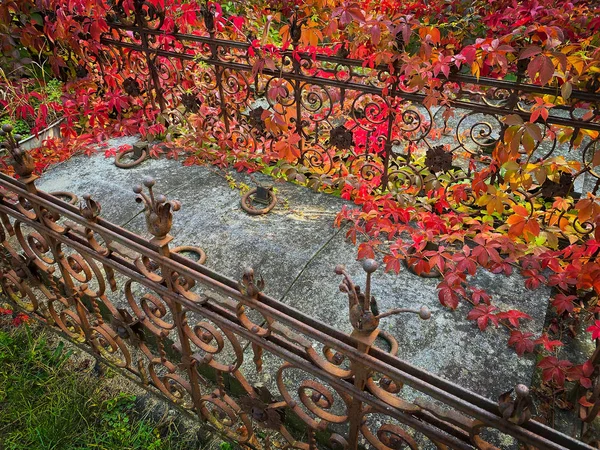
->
[336,259,431,333]
[202,0,215,34]
[499,384,533,425]
[134,177,181,244]
[289,6,304,45]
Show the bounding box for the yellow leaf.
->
[567,55,584,75]
[471,62,481,79]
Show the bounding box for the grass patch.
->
[0,325,186,450]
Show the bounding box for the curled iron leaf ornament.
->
[123,77,142,97]
[75,65,89,78]
[238,267,265,299]
[134,177,181,241]
[248,106,266,133]
[79,194,102,221]
[425,145,452,174]
[330,125,353,151]
[181,93,201,113]
[498,384,533,425]
[335,259,431,333]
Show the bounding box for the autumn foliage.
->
[2,0,600,419]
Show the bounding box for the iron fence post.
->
[347,328,378,448]
[133,177,205,417]
[290,8,304,163]
[134,2,167,112]
[203,2,231,134]
[381,61,399,191]
[336,259,431,448]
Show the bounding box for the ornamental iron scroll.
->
[0,167,594,449]
[91,1,600,241]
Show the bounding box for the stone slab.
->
[37,137,201,226]
[34,142,550,402]
[123,168,346,300]
[278,230,550,400]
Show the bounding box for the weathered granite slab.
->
[122,168,346,300]
[35,141,550,401]
[276,230,550,399]
[37,137,200,226]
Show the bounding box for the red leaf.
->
[522,269,546,290]
[567,361,594,389]
[497,310,532,328]
[518,46,542,59]
[470,288,490,305]
[383,254,402,274]
[587,320,600,340]
[534,334,563,352]
[467,305,499,331]
[370,24,381,46]
[528,54,554,85]
[538,356,572,387]
[551,294,577,314]
[357,242,377,260]
[508,330,535,356]
[453,251,477,275]
[438,284,459,309]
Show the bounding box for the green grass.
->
[0,326,186,450]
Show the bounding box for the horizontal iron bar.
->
[105,24,600,103]
[100,38,600,132]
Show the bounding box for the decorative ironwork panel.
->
[0,130,594,449]
[84,2,600,243]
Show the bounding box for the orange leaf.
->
[513,204,529,216]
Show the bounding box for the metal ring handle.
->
[115,148,148,169]
[240,188,277,215]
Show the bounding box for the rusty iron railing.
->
[83,1,600,240]
[0,125,595,449]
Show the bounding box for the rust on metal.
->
[50,191,79,205]
[241,185,277,215]
[0,164,593,449]
[134,176,180,245]
[498,384,533,425]
[335,259,431,333]
[171,245,207,264]
[115,141,148,169]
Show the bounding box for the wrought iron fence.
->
[0,125,595,449]
[84,1,600,241]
